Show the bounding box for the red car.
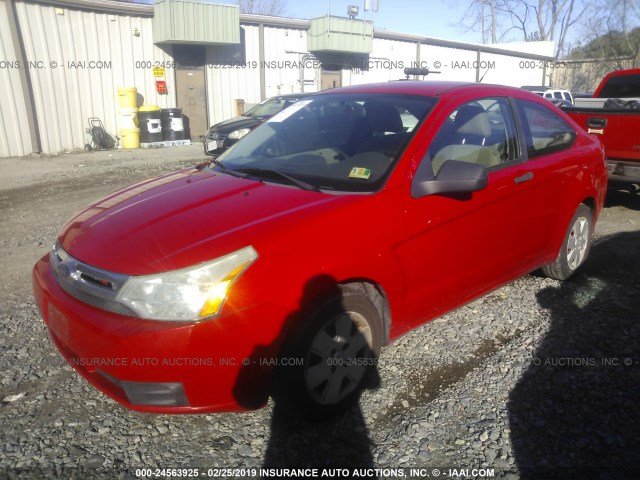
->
[33,81,607,417]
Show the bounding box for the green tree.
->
[569,27,640,60]
[569,0,640,65]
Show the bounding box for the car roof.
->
[269,93,312,100]
[319,80,526,98]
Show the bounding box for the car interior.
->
[216,94,436,191]
[429,102,507,174]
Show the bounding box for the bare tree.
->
[489,0,498,43]
[532,0,586,57]
[461,0,500,44]
[236,0,286,16]
[460,0,588,57]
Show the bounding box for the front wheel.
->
[273,284,383,418]
[542,203,592,280]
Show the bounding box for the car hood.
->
[58,167,345,275]
[209,116,263,134]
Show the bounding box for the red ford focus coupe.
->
[33,81,607,417]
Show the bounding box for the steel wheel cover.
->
[304,311,373,405]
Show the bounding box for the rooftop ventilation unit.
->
[153,0,240,45]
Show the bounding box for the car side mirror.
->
[411,159,488,198]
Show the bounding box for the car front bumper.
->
[203,136,225,157]
[204,134,239,157]
[32,254,288,413]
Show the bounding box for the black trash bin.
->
[139,108,163,143]
[161,108,184,141]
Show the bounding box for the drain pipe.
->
[5,0,42,154]
[259,22,266,100]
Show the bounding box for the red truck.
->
[563,69,640,182]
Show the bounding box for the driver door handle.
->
[515,172,534,184]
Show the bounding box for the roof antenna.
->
[403,67,441,80]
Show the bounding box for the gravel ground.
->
[1,146,639,480]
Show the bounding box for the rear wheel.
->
[542,203,592,280]
[274,284,382,418]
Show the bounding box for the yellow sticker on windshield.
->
[349,167,371,179]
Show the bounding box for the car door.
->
[511,98,582,258]
[393,96,541,327]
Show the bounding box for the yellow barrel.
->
[139,104,160,112]
[119,107,139,129]
[118,87,138,109]
[121,128,140,149]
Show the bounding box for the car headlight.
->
[115,246,258,321]
[228,128,251,140]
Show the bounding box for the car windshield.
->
[211,93,436,193]
[244,97,303,118]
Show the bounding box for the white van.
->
[543,89,574,105]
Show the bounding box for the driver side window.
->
[429,98,520,175]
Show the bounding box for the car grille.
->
[205,131,227,155]
[206,131,226,141]
[50,241,136,317]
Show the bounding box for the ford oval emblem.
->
[59,260,76,279]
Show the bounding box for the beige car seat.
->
[431,104,501,174]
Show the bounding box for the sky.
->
[125,0,483,42]
[284,0,481,43]
[124,0,598,49]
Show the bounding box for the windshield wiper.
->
[210,159,251,179]
[235,167,320,192]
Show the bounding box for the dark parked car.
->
[204,93,311,157]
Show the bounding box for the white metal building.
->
[0,0,555,157]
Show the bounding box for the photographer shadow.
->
[233,275,380,477]
[262,400,376,473]
[508,230,640,479]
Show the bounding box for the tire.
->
[273,284,383,419]
[542,203,592,281]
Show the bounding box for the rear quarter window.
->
[516,99,576,158]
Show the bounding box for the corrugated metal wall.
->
[0,0,32,157]
[421,42,552,85]
[478,52,543,86]
[0,2,555,157]
[346,37,416,85]
[345,41,547,87]
[13,1,176,154]
[205,25,261,125]
[422,46,478,82]
[263,26,311,97]
[204,24,313,127]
